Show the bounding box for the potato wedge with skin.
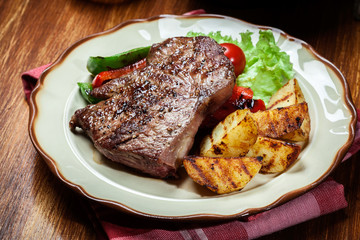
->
[267,78,305,109]
[246,136,301,173]
[280,116,310,142]
[250,102,308,141]
[183,156,262,194]
[200,109,258,157]
[267,78,310,142]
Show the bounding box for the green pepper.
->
[77,82,101,104]
[87,46,151,76]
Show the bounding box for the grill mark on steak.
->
[70,36,235,178]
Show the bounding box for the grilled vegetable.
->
[183,156,262,194]
[228,85,253,103]
[250,102,308,141]
[203,86,266,128]
[247,136,301,173]
[87,46,150,76]
[251,99,266,113]
[200,109,258,157]
[267,78,310,142]
[92,58,146,88]
[267,78,305,108]
[77,82,100,104]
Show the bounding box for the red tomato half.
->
[220,43,246,76]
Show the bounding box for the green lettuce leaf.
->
[187,30,295,105]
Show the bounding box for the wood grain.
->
[0,0,359,239]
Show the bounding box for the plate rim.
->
[28,13,357,221]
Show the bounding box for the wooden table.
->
[1,0,359,238]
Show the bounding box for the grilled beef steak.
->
[70,36,235,178]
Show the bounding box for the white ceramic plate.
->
[29,14,357,220]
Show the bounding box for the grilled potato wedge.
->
[280,117,310,142]
[250,102,308,141]
[267,78,310,142]
[183,156,262,194]
[247,136,301,173]
[200,109,258,157]
[267,78,305,109]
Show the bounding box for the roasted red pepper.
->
[251,99,266,113]
[211,101,236,122]
[203,85,266,128]
[228,86,253,103]
[92,58,147,88]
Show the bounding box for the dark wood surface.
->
[1,0,359,239]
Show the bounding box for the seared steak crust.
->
[70,36,235,178]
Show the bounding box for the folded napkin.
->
[22,10,360,239]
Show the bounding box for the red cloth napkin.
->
[83,178,350,240]
[22,9,360,238]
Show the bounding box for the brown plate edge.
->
[28,14,358,222]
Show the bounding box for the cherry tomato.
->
[220,43,246,76]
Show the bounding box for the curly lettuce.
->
[187,30,295,105]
